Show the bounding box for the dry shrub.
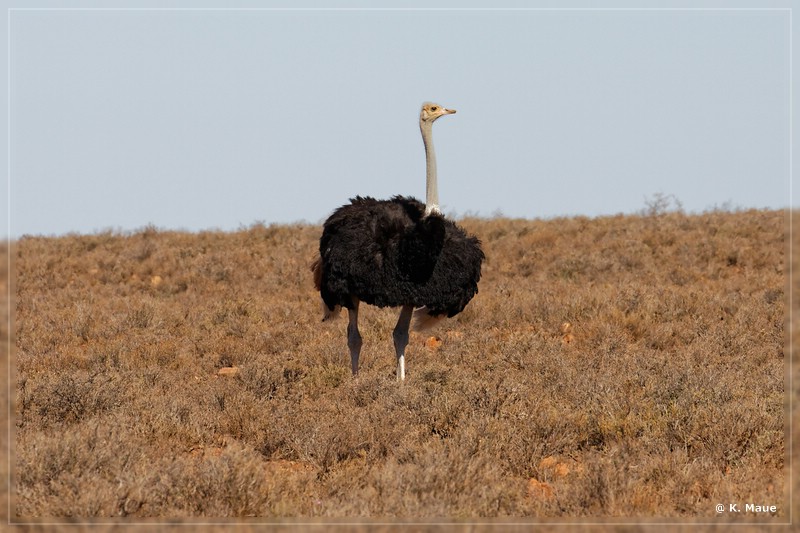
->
[8,211,789,521]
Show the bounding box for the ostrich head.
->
[420,102,456,124]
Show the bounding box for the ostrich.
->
[312,102,484,381]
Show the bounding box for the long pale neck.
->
[420,121,440,216]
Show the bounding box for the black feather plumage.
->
[318,195,484,319]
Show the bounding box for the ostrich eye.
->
[430,106,438,112]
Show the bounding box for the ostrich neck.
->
[420,121,440,216]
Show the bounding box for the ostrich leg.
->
[347,299,362,376]
[393,305,414,381]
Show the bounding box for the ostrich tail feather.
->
[411,306,445,332]
[321,300,341,322]
[311,257,323,291]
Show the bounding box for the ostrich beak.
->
[443,108,456,115]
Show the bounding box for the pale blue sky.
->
[4,1,793,237]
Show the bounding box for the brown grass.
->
[6,209,791,523]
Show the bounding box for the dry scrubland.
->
[8,208,791,523]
